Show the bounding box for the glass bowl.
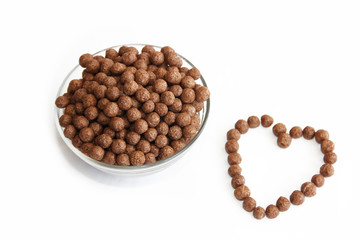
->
[55,44,210,176]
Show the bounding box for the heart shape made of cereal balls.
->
[225,114,336,220]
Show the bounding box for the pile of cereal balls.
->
[225,114,336,219]
[55,45,210,166]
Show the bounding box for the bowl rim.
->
[55,43,210,173]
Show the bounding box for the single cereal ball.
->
[156,122,169,135]
[101,58,114,75]
[169,85,183,97]
[82,94,97,108]
[135,69,150,86]
[94,72,107,84]
[277,133,292,148]
[158,145,175,160]
[235,120,249,134]
[253,207,265,220]
[290,190,305,205]
[120,71,135,83]
[231,174,245,189]
[111,139,126,154]
[134,59,148,70]
[234,185,251,200]
[90,122,103,136]
[166,52,182,67]
[134,119,148,134]
[273,123,287,137]
[155,103,168,117]
[59,114,72,127]
[145,153,156,164]
[181,76,196,89]
[192,100,204,112]
[303,126,315,140]
[242,197,256,212]
[75,103,84,115]
[324,152,337,164]
[108,117,124,132]
[103,151,116,165]
[73,116,89,129]
[260,115,274,127]
[290,126,303,138]
[122,52,137,66]
[72,135,83,148]
[171,140,186,152]
[135,87,150,103]
[150,92,160,103]
[161,91,175,106]
[105,48,118,60]
[94,85,107,99]
[183,125,197,139]
[104,127,115,138]
[168,125,182,140]
[181,104,196,117]
[146,112,161,128]
[73,88,88,102]
[130,151,146,166]
[142,100,155,113]
[137,140,151,153]
[301,182,317,197]
[155,135,168,148]
[97,112,110,125]
[266,205,280,219]
[150,51,165,65]
[160,46,175,56]
[117,95,132,111]
[55,95,70,108]
[96,134,113,149]
[228,165,242,177]
[164,111,176,126]
[67,79,83,94]
[103,76,117,88]
[321,139,335,154]
[123,80,139,95]
[86,59,100,74]
[110,62,126,75]
[153,79,168,93]
[228,152,242,165]
[79,127,95,143]
[64,104,76,116]
[169,98,182,113]
[104,102,119,117]
[79,53,93,67]
[88,146,104,161]
[181,88,196,103]
[84,106,98,121]
[150,144,160,157]
[315,129,330,143]
[165,68,182,84]
[106,86,121,101]
[311,174,325,187]
[176,112,191,127]
[144,128,158,142]
[116,153,130,166]
[155,67,167,79]
[97,98,110,110]
[276,196,291,212]
[227,129,240,140]
[126,145,137,155]
[127,107,141,122]
[142,45,155,55]
[81,143,95,155]
[64,125,76,139]
[320,163,335,177]
[126,131,141,146]
[187,67,201,80]
[195,86,210,102]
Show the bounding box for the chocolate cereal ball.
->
[290,126,303,138]
[97,98,110,110]
[301,182,317,197]
[135,69,150,86]
[144,128,158,142]
[324,152,337,164]
[82,94,97,108]
[303,126,315,140]
[311,174,325,187]
[277,133,292,148]
[231,174,245,189]
[130,151,146,166]
[227,129,240,140]
[320,163,335,177]
[64,125,76,139]
[110,62,126,75]
[183,125,197,139]
[253,207,265,220]
[109,117,125,131]
[315,129,329,143]
[164,111,176,125]
[156,122,169,135]
[273,123,286,137]
[266,205,280,219]
[135,87,150,103]
[176,112,191,127]
[79,53,93,67]
[155,135,168,148]
[67,79,83,94]
[145,153,156,164]
[181,104,196,117]
[84,106,98,120]
[159,145,175,160]
[96,134,113,149]
[86,59,100,74]
[171,140,186,152]
[73,116,89,129]
[103,151,116,165]
[116,153,130,166]
[243,197,256,212]
[321,139,335,154]
[133,119,148,135]
[104,102,119,117]
[118,95,132,111]
[146,112,160,128]
[169,98,182,113]
[155,103,168,117]
[225,140,239,154]
[111,139,126,154]
[228,152,242,165]
[137,140,151,153]
[97,112,110,125]
[228,164,242,177]
[88,146,104,161]
[141,100,155,113]
[195,86,210,102]
[55,95,70,108]
[161,91,175,106]
[72,136,83,148]
[150,51,165,65]
[126,131,141,146]
[106,86,121,101]
[153,79,167,93]
[122,52,137,66]
[290,190,305,205]
[260,114,274,127]
[123,80,138,95]
[247,116,260,128]
[90,122,103,136]
[181,76,196,89]
[187,67,201,80]
[59,114,72,127]
[142,45,156,55]
[79,127,95,143]
[235,120,249,134]
[127,107,141,122]
[180,88,195,103]
[276,196,291,212]
[234,185,251,200]
[101,58,114,75]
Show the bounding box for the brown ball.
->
[181,76,196,89]
[303,126,315,140]
[86,59,100,74]
[123,80,139,95]
[324,152,337,164]
[155,135,168,148]
[182,125,197,139]
[301,182,317,197]
[176,112,191,127]
[145,153,156,164]
[225,140,239,154]
[104,102,119,117]
[103,76,117,88]
[253,207,265,220]
[141,100,154,114]
[73,116,89,129]
[97,98,110,110]
[90,122,103,136]
[144,128,158,142]
[161,91,175,106]
[273,123,287,137]
[95,134,113,149]
[135,87,150,103]
[146,112,161,128]
[159,145,175,160]
[228,152,242,165]
[165,67,182,85]
[266,205,279,219]
[142,45,155,55]
[243,197,256,212]
[116,153,130,166]
[153,79,168,93]
[110,62,126,75]
[290,126,303,138]
[97,112,110,125]
[126,131,141,145]
[79,127,95,143]
[55,95,70,108]
[88,146,105,161]
[103,127,115,138]
[311,174,325,187]
[84,106,98,121]
[231,174,245,189]
[137,140,151,153]
[106,87,121,101]
[94,72,107,84]
[59,114,72,127]
[235,120,249,134]
[111,139,126,154]
[126,107,141,122]
[168,125,182,140]
[277,133,292,148]
[103,151,116,165]
[227,129,240,140]
[180,88,196,103]
[260,114,274,127]
[192,100,204,112]
[72,136,83,148]
[75,103,84,115]
[228,164,242,177]
[150,92,160,103]
[247,116,260,128]
[108,117,125,131]
[64,125,76,139]
[234,185,251,200]
[135,69,150,86]
[315,129,330,143]
[130,151,146,166]
[169,85,183,97]
[105,48,118,60]
[320,163,335,177]
[117,95,132,111]
[79,53,93,67]
[73,88,88,102]
[155,103,168,117]
[101,58,114,75]
[122,52,137,66]
[276,196,291,212]
[67,79,83,94]
[120,71,135,83]
[187,67,201,80]
[195,86,210,102]
[150,51,165,65]
[82,94,97,108]
[64,104,76,116]
[321,139,335,154]
[181,104,196,117]
[163,112,176,126]
[169,98,182,113]
[290,190,305,205]
[94,85,107,99]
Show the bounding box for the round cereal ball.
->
[290,190,305,205]
[235,119,249,134]
[67,79,83,94]
[135,87,150,103]
[106,87,121,101]
[266,205,279,219]
[181,104,196,117]
[311,174,325,187]
[72,135,83,148]
[73,88,88,102]
[123,80,139,95]
[165,68,182,84]
[315,129,330,143]
[176,112,191,127]
[142,45,156,55]
[79,127,95,143]
[86,59,100,74]
[144,128,158,142]
[150,51,165,65]
[88,146,104,161]
[103,76,117,88]
[110,62,126,75]
[225,140,239,154]
[126,107,141,122]
[126,66,137,74]
[64,125,76,139]
[243,197,256,212]
[108,118,124,132]
[97,112,110,125]
[55,95,70,108]
[301,182,317,197]
[155,103,168,117]
[166,52,182,67]
[83,72,95,83]
[277,133,292,148]
[276,196,291,212]
[126,131,141,145]
[116,153,130,166]
[273,123,287,137]
[181,76,196,89]
[95,134,113,149]
[195,86,210,102]
[171,140,186,152]
[234,185,251,200]
[122,52,137,66]
[187,67,201,80]
[324,152,337,164]
[146,112,161,128]
[228,165,242,177]
[73,116,89,129]
[134,59,148,70]
[103,151,116,165]
[104,127,116,138]
[94,85,107,99]
[227,129,240,140]
[228,152,242,165]
[94,72,107,84]
[161,91,175,106]
[117,95,132,111]
[104,102,119,117]
[126,145,136,154]
[320,163,335,177]
[135,69,150,86]
[260,114,274,127]
[64,104,76,116]
[116,129,127,140]
[192,100,204,112]
[156,122,169,135]
[168,125,182,140]
[97,98,110,110]
[155,135,168,148]
[160,46,175,56]
[253,207,265,220]
[101,58,114,75]
[80,143,94,155]
[153,79,168,94]
[181,88,196,103]
[191,114,201,130]
[169,85,183,98]
[150,145,160,157]
[163,111,176,126]
[90,122,103,136]
[59,114,72,127]
[231,174,245,189]
[84,106,98,121]
[105,48,118,60]
[145,153,156,164]
[142,100,155,113]
[134,119,148,134]
[82,94,97,108]
[321,139,335,154]
[290,126,303,138]
[120,71,135,83]
[137,140,151,153]
[130,151,146,166]
[79,53,93,67]
[159,145,175,160]
[303,126,315,140]
[155,68,167,79]
[75,103,84,115]
[183,125,197,139]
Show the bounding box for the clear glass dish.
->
[55,44,210,176]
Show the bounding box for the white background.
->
[1,0,359,239]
